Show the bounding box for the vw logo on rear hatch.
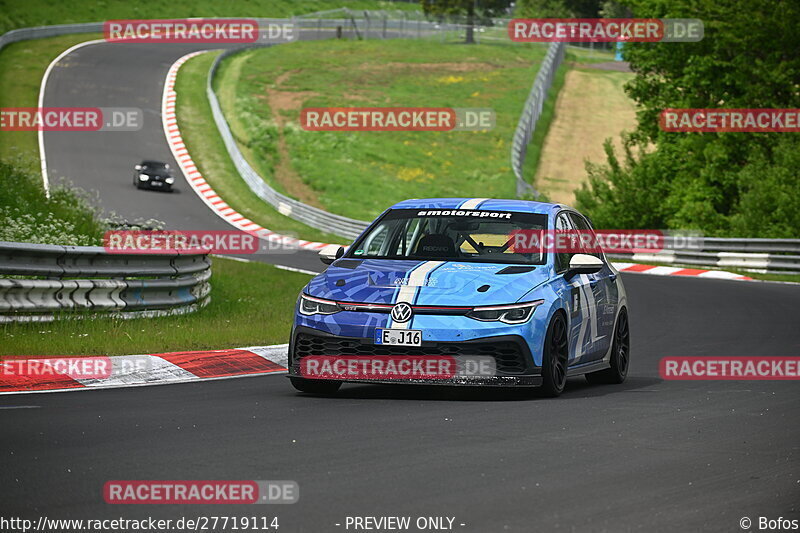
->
[391,302,413,323]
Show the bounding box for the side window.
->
[363,224,389,255]
[389,217,422,256]
[554,213,573,272]
[568,212,604,260]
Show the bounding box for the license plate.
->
[375,329,422,346]
[152,181,162,186]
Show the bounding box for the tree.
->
[575,0,800,237]
[516,0,603,18]
[420,0,512,44]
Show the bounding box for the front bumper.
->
[139,179,172,191]
[288,325,543,387]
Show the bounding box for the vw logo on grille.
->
[391,302,413,323]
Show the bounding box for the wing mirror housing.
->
[134,164,142,171]
[565,253,604,278]
[319,244,345,265]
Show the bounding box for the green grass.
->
[0,33,104,171]
[216,38,548,221]
[0,0,419,35]
[0,256,311,356]
[175,51,341,243]
[0,159,106,245]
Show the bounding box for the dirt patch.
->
[262,71,322,207]
[535,69,637,205]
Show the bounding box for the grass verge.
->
[0,256,310,356]
[0,159,106,245]
[175,51,341,243]
[0,1,419,34]
[216,38,548,221]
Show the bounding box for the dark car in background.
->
[133,160,175,191]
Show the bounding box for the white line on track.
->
[38,39,106,197]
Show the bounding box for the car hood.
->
[305,259,550,307]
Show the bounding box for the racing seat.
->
[413,234,456,258]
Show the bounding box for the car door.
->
[567,212,618,360]
[553,211,597,365]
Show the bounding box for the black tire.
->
[586,308,630,385]
[539,312,569,397]
[289,377,341,395]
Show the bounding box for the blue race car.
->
[289,198,630,397]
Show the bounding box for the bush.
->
[0,159,107,245]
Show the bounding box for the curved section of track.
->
[5,34,798,532]
[40,41,323,272]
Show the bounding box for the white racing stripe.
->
[388,261,445,329]
[459,198,489,209]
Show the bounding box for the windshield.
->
[347,208,548,264]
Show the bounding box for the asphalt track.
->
[2,34,799,533]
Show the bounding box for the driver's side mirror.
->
[565,253,603,278]
[134,164,142,171]
[319,244,345,265]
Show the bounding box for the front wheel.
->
[539,313,569,397]
[289,377,341,395]
[586,309,630,385]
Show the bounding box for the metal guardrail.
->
[0,23,104,52]
[607,238,800,274]
[0,242,212,322]
[510,41,566,198]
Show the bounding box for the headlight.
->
[467,300,544,324]
[138,174,149,181]
[299,293,341,316]
[165,177,175,184]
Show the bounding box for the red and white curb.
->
[612,262,751,280]
[0,345,288,395]
[162,51,332,252]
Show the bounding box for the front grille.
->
[292,331,530,375]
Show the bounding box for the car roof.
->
[389,198,570,216]
[140,160,167,166]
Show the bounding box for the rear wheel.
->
[289,377,341,395]
[586,309,630,385]
[539,313,569,397]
